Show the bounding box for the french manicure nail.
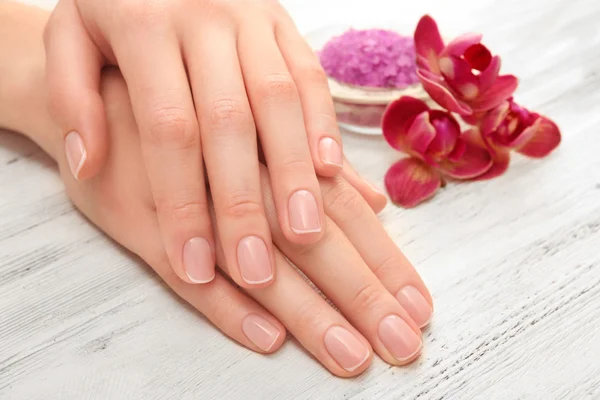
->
[237,236,273,284]
[324,326,370,372]
[183,237,214,283]
[242,314,280,351]
[65,131,87,179]
[396,286,433,328]
[288,190,321,234]
[378,315,422,362]
[318,137,343,167]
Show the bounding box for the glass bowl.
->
[305,23,429,136]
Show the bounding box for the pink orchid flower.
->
[382,96,493,207]
[414,15,519,116]
[469,98,562,179]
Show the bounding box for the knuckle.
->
[255,73,298,105]
[350,282,388,314]
[147,106,197,149]
[279,154,314,175]
[298,64,329,86]
[292,299,329,332]
[158,199,209,224]
[116,0,170,29]
[222,191,264,220]
[207,97,252,131]
[370,253,405,279]
[324,181,365,221]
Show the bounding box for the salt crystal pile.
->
[318,28,419,89]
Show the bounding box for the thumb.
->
[44,0,107,180]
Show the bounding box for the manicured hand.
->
[44,0,343,287]
[54,68,433,376]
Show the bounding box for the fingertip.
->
[338,158,388,213]
[282,219,324,246]
[368,189,388,214]
[314,162,343,178]
[314,137,343,176]
[285,188,325,244]
[242,314,286,354]
[44,6,107,180]
[228,234,276,290]
[182,237,217,284]
[262,322,287,354]
[65,93,109,180]
[236,277,276,290]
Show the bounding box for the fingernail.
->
[242,314,280,352]
[378,315,422,362]
[324,326,370,372]
[288,190,321,234]
[396,286,433,328]
[318,137,343,167]
[183,237,214,283]
[237,236,273,284]
[65,131,87,179]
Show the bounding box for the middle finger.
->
[184,21,276,289]
[238,14,325,245]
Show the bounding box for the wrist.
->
[0,3,57,159]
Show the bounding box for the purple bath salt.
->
[318,28,419,89]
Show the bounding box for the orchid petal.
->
[426,111,461,158]
[417,68,444,82]
[472,149,511,180]
[414,15,445,73]
[507,117,541,149]
[481,101,510,135]
[461,128,487,150]
[405,111,437,156]
[382,96,430,152]
[439,56,480,100]
[461,112,487,126]
[516,116,562,157]
[438,139,493,179]
[479,56,501,92]
[416,54,431,71]
[385,158,442,207]
[443,33,483,57]
[463,43,492,71]
[417,69,473,115]
[447,135,467,161]
[471,75,519,112]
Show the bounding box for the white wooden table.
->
[2,0,599,398]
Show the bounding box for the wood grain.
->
[1,0,599,398]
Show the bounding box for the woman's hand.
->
[2,4,433,375]
[51,67,432,376]
[43,0,342,288]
